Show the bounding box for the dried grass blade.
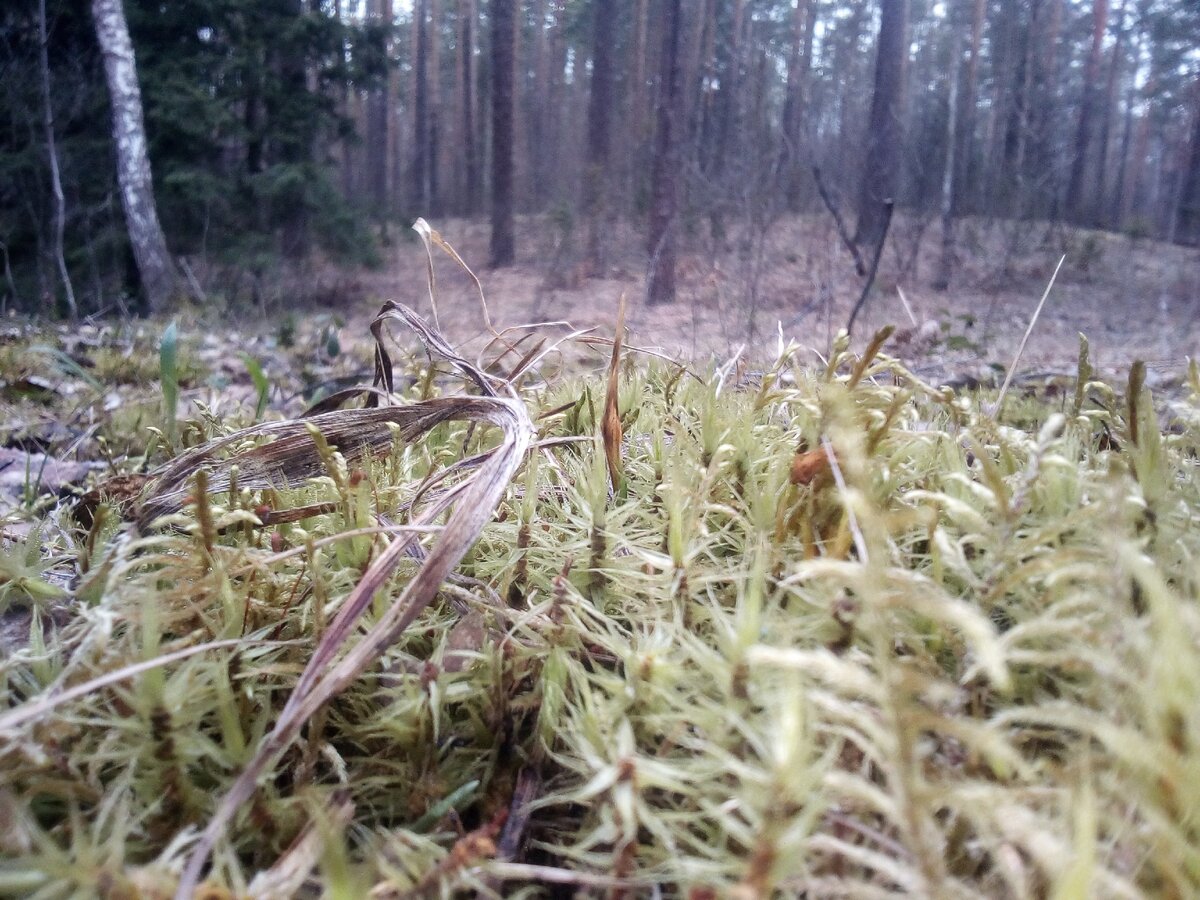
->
[993,254,1064,418]
[175,395,533,899]
[135,398,499,526]
[601,294,626,494]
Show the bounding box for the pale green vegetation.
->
[1,307,1199,898]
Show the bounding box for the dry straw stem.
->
[166,305,534,896]
[992,254,1065,418]
[601,293,627,493]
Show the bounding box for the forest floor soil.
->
[340,213,1199,389]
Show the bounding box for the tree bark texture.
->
[412,0,430,213]
[853,0,908,254]
[489,0,516,267]
[366,0,392,216]
[91,0,176,312]
[953,0,986,216]
[582,0,616,273]
[458,0,480,213]
[1065,0,1110,223]
[935,31,961,291]
[1177,80,1200,245]
[646,0,682,306]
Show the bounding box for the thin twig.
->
[846,200,895,337]
[992,254,1065,419]
[813,166,866,276]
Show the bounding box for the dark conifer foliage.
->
[2,0,1198,315]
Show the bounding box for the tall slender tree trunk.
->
[581,0,616,274]
[1177,79,1200,245]
[935,31,962,291]
[457,0,479,213]
[646,0,682,306]
[38,0,77,318]
[1065,0,1110,224]
[1094,0,1127,228]
[954,0,986,216]
[853,0,908,254]
[412,0,429,212]
[780,0,814,210]
[366,0,393,217]
[277,0,311,260]
[489,0,515,267]
[428,0,441,213]
[91,0,176,312]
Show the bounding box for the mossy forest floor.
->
[2,238,1200,898]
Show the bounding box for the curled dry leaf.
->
[601,294,627,494]
[790,447,832,486]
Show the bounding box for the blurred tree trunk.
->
[277,0,311,259]
[954,0,985,216]
[91,0,176,312]
[935,30,961,291]
[581,0,615,274]
[647,0,682,306]
[428,0,441,214]
[38,0,77,318]
[366,0,393,218]
[1110,25,1141,228]
[458,0,480,213]
[527,0,548,209]
[489,0,515,266]
[1029,0,1063,216]
[1177,80,1200,245]
[412,0,429,212]
[1094,0,1127,228]
[780,0,815,211]
[853,0,907,253]
[1065,0,1110,224]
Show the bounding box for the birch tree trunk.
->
[91,0,176,313]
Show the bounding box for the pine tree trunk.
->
[582,0,616,274]
[935,31,961,291]
[853,0,908,254]
[646,0,682,306]
[489,0,516,267]
[780,0,813,211]
[1093,0,1127,228]
[91,0,176,313]
[1065,0,1110,224]
[428,0,441,214]
[366,0,392,217]
[1177,80,1200,245]
[457,0,479,213]
[277,0,311,260]
[953,0,986,216]
[412,0,429,212]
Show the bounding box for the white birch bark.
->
[91,0,176,312]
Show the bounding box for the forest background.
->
[2,0,1199,359]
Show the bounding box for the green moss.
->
[1,333,1199,898]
